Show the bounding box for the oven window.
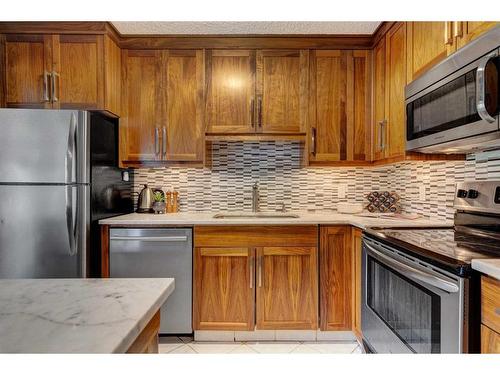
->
[407,70,480,141]
[367,256,441,353]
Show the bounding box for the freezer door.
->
[0,109,89,183]
[0,185,89,278]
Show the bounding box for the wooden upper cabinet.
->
[320,226,352,331]
[2,33,120,114]
[456,22,499,50]
[162,50,204,162]
[256,50,308,133]
[53,34,103,109]
[205,50,255,134]
[309,50,371,164]
[406,22,450,83]
[4,34,52,108]
[193,247,255,331]
[372,37,386,161]
[121,50,161,162]
[384,22,407,159]
[256,246,318,330]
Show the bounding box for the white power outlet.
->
[338,184,346,199]
[419,185,426,201]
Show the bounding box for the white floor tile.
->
[159,343,184,353]
[178,335,194,343]
[230,344,258,354]
[169,344,197,354]
[290,344,321,354]
[302,342,359,354]
[244,342,300,354]
[352,345,363,354]
[188,342,243,354]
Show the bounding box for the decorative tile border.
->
[131,142,500,220]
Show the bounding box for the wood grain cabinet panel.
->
[205,50,255,133]
[406,22,450,83]
[481,324,500,354]
[193,247,255,331]
[456,22,499,50]
[256,246,318,330]
[372,37,386,161]
[162,50,204,162]
[352,228,363,340]
[256,50,308,133]
[121,50,161,162]
[481,276,500,334]
[4,34,52,108]
[320,226,352,331]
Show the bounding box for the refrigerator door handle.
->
[66,113,77,183]
[65,186,78,256]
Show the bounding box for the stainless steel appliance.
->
[362,180,500,353]
[0,109,133,278]
[405,25,500,153]
[109,228,193,334]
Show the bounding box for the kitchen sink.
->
[213,213,300,219]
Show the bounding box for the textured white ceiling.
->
[112,21,381,35]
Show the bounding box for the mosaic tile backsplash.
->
[131,142,500,220]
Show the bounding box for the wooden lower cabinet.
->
[480,275,500,353]
[256,246,318,330]
[193,247,255,330]
[481,324,500,354]
[352,228,363,339]
[126,310,160,354]
[319,226,352,331]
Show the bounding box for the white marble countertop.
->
[0,278,174,353]
[100,211,452,229]
[472,259,500,281]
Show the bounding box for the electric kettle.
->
[137,184,154,213]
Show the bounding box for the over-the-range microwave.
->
[405,25,500,154]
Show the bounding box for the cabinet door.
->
[406,22,450,83]
[162,50,204,161]
[53,35,104,109]
[4,34,52,108]
[205,50,255,133]
[352,228,363,340]
[193,247,255,331]
[385,23,407,159]
[481,324,500,353]
[372,38,386,161]
[320,226,352,331]
[256,50,308,133]
[256,246,318,330]
[457,22,499,50]
[121,50,162,162]
[309,50,348,161]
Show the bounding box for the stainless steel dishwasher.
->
[109,228,192,334]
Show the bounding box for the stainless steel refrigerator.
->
[0,109,133,278]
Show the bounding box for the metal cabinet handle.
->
[154,128,160,155]
[364,241,459,293]
[476,51,498,124]
[311,128,317,155]
[42,71,50,102]
[257,97,262,128]
[162,126,167,158]
[51,71,59,103]
[379,120,387,151]
[249,255,254,289]
[250,98,255,128]
[109,236,188,242]
[257,256,263,287]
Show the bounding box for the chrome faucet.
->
[252,182,259,213]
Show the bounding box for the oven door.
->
[406,49,499,152]
[361,237,465,353]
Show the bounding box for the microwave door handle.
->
[364,241,459,293]
[476,51,498,124]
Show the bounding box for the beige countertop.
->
[471,259,500,281]
[99,211,452,230]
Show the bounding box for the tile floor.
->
[159,336,363,354]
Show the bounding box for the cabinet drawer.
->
[481,324,500,354]
[481,276,500,333]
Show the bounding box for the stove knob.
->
[467,189,479,199]
[456,189,468,198]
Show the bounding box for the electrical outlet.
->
[419,185,426,201]
[338,184,346,199]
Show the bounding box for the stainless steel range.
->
[361,180,500,353]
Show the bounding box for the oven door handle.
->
[364,242,459,294]
[476,50,498,124]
